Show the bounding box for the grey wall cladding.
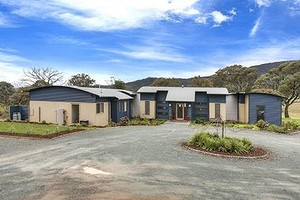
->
[156,91,168,119]
[249,93,282,125]
[193,92,209,121]
[30,87,97,102]
[140,93,156,101]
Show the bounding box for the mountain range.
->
[125,60,296,91]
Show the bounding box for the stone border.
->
[185,145,269,159]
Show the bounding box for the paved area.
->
[0,122,299,200]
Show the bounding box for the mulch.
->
[182,142,269,159]
[0,129,84,139]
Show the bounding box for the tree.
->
[152,78,181,87]
[253,61,300,118]
[113,80,126,89]
[212,65,258,92]
[68,73,96,87]
[8,88,30,105]
[0,81,15,105]
[189,76,212,87]
[21,67,63,86]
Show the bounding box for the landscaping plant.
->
[188,131,253,154]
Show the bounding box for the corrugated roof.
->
[72,86,133,100]
[137,86,229,102]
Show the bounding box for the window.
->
[119,101,127,112]
[215,103,220,118]
[145,101,150,115]
[257,105,265,121]
[96,103,104,113]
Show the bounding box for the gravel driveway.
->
[0,122,299,200]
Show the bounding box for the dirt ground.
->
[0,122,299,200]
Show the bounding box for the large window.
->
[145,101,150,115]
[96,103,104,113]
[215,103,220,118]
[119,101,127,112]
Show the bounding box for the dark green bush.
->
[188,132,253,154]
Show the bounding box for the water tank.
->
[10,105,28,121]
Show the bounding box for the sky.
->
[0,0,299,85]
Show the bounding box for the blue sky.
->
[0,0,299,85]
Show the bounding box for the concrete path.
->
[0,122,299,200]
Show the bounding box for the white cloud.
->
[0,12,11,27]
[210,11,231,27]
[97,44,190,63]
[195,16,207,24]
[255,0,271,7]
[229,8,237,16]
[0,50,31,84]
[249,18,261,37]
[46,36,89,45]
[1,0,203,31]
[220,39,300,66]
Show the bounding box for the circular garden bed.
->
[184,132,269,159]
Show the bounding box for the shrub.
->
[127,118,166,126]
[41,120,47,124]
[266,125,286,134]
[283,121,299,131]
[119,116,129,126]
[256,120,269,129]
[194,118,206,125]
[188,132,253,154]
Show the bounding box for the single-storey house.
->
[29,86,135,126]
[137,86,283,126]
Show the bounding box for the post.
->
[221,120,225,138]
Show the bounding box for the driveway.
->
[0,122,299,200]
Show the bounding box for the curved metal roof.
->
[31,86,134,100]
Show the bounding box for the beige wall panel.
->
[220,103,226,121]
[209,103,215,119]
[239,104,246,123]
[29,101,109,126]
[245,95,249,123]
[140,100,156,119]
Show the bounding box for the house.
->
[137,86,229,121]
[137,86,283,126]
[29,86,135,126]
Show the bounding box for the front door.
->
[176,103,184,120]
[72,104,79,123]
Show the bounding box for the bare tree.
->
[21,67,64,86]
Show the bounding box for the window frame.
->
[96,102,105,114]
[145,101,150,115]
[215,103,221,118]
[119,101,127,112]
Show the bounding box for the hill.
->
[125,60,297,91]
[249,61,292,74]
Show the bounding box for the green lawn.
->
[0,122,85,135]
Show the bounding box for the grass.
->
[188,131,253,154]
[0,121,85,135]
[288,102,300,118]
